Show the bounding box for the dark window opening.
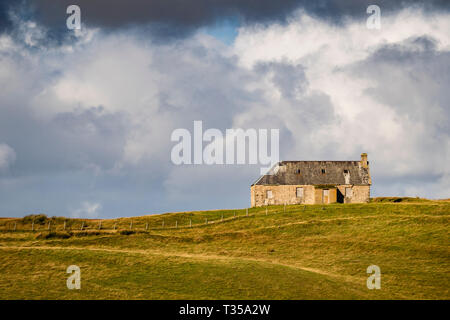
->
[344,169,349,174]
[296,169,301,174]
[321,169,326,174]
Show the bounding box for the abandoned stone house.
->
[251,153,371,206]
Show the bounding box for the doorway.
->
[323,189,329,204]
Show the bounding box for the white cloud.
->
[234,9,450,68]
[71,201,102,218]
[0,143,16,171]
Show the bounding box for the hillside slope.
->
[0,201,449,299]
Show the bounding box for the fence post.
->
[47,221,51,231]
[63,221,66,231]
[113,223,116,230]
[14,222,17,231]
[81,221,84,231]
[190,219,192,227]
[205,218,208,225]
[130,221,133,230]
[31,220,34,232]
[99,221,102,230]
[175,221,178,228]
[145,223,148,231]
[162,220,165,228]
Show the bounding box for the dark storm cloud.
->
[1,0,449,38]
[0,0,17,31]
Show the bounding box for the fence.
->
[0,204,324,233]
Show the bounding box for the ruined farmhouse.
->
[251,153,371,206]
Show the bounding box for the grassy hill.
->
[0,199,449,299]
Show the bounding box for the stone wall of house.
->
[336,185,370,203]
[251,184,370,207]
[352,185,370,203]
[251,185,315,207]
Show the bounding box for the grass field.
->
[0,198,449,299]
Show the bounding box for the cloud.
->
[0,143,16,171]
[0,25,269,216]
[347,36,450,176]
[71,201,102,218]
[0,7,449,218]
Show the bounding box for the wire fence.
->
[0,204,332,233]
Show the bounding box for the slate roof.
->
[252,160,371,186]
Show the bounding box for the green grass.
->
[0,200,449,299]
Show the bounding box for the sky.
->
[0,1,449,218]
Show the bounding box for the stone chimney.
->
[361,153,368,168]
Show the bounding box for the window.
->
[296,187,304,198]
[345,187,353,197]
[266,190,273,199]
[321,169,326,174]
[296,169,301,174]
[343,169,350,184]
